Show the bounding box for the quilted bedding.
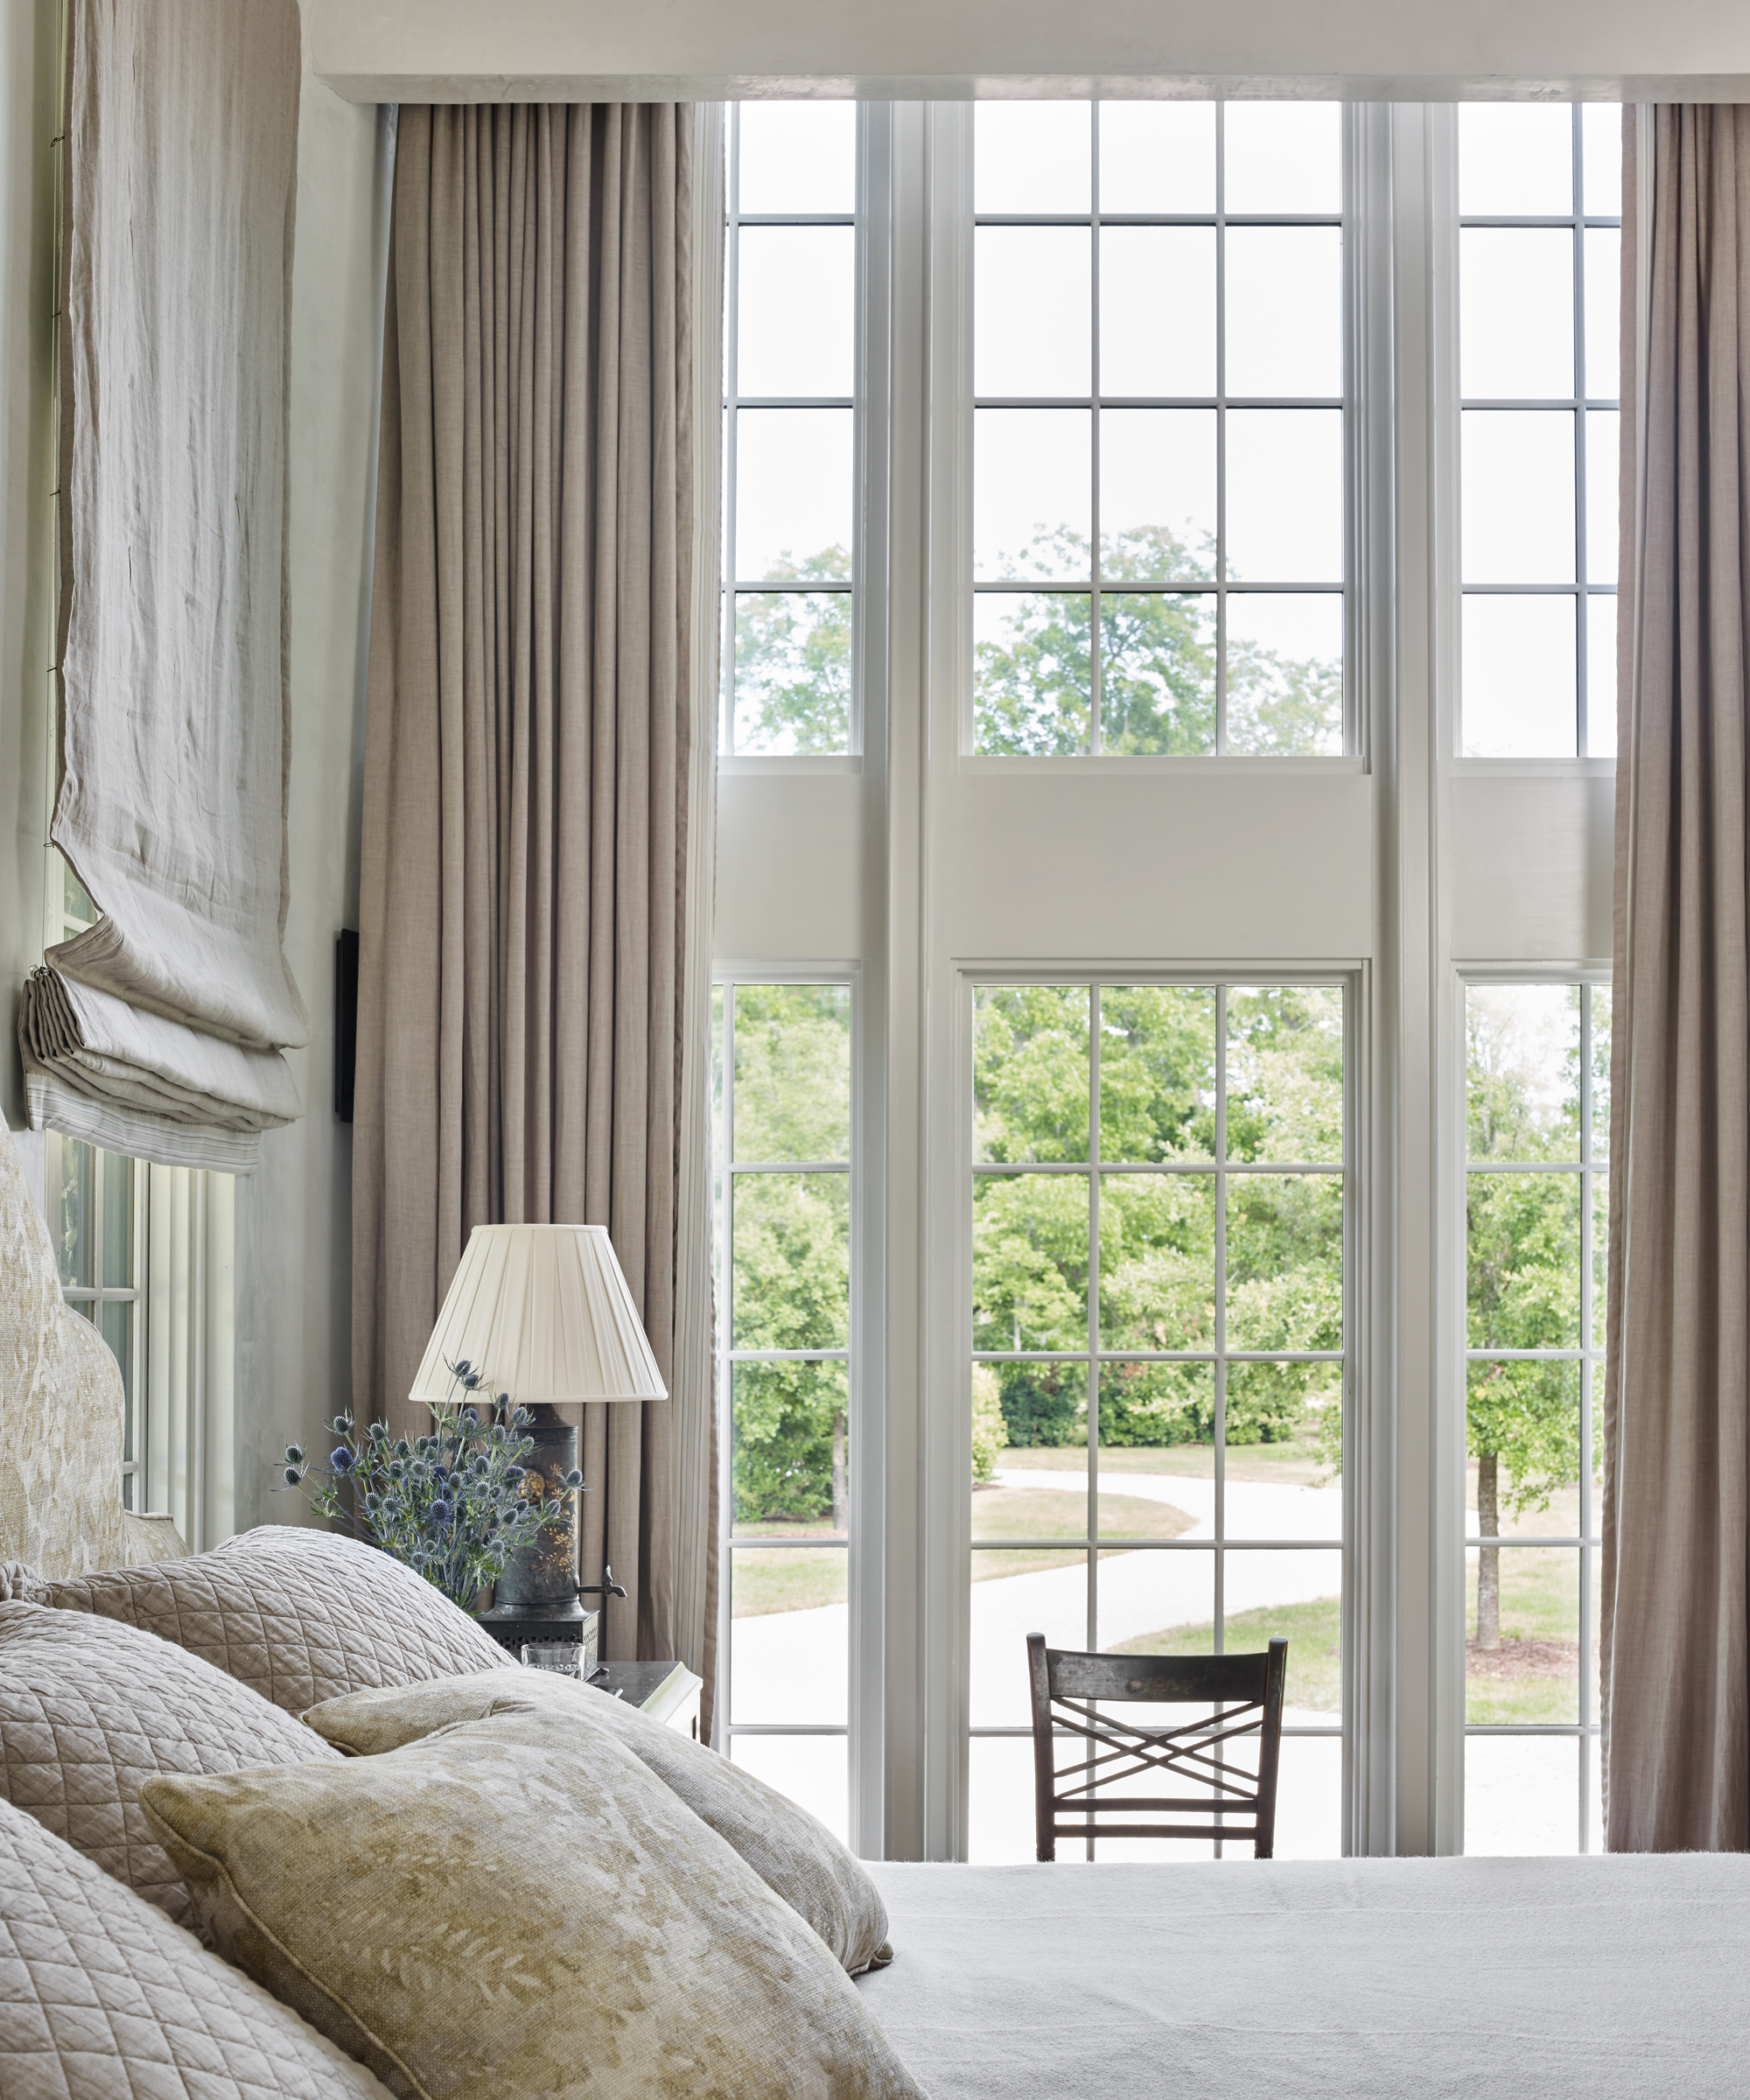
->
[0,1795,391,2098]
[0,1602,340,1932]
[44,1527,506,1715]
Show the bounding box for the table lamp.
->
[407,1224,667,1628]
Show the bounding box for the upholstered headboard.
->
[0,1114,185,1578]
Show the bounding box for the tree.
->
[1462,990,1605,1648]
[974,527,1342,757]
[731,549,852,753]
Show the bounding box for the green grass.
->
[997,1435,1334,1488]
[731,1548,848,1617]
[1112,1594,1343,1713]
[1465,1544,1586,1724]
[970,1484,1194,1581]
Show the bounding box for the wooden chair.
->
[1026,1633,1288,1860]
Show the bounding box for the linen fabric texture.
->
[352,102,718,1683]
[858,1855,1750,2099]
[0,1602,340,1934]
[26,0,308,1174]
[0,1796,394,2100]
[1603,104,1750,1851]
[42,1528,506,1717]
[138,1708,927,2100]
[302,1667,893,1975]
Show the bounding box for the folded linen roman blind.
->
[18,0,307,1175]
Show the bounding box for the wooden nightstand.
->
[590,1661,704,1739]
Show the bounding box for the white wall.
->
[308,0,1750,103]
[231,41,386,1532]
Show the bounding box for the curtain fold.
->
[353,102,718,1680]
[1603,103,1750,1852]
[20,0,307,1175]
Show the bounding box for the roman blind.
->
[18,0,306,1174]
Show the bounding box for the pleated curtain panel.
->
[1604,105,1750,1850]
[353,104,723,1690]
[18,0,307,1175]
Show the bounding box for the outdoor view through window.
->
[974,102,1345,754]
[715,980,853,1837]
[970,984,1348,1858]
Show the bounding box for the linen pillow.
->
[0,1795,393,2100]
[0,1600,341,1931]
[139,1710,928,2100]
[304,1667,894,1975]
[45,1525,506,1714]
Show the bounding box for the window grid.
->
[715,976,852,1814]
[970,978,1350,1855]
[1464,981,1604,1852]
[48,856,147,1508]
[973,106,1347,754]
[720,108,857,758]
[1459,108,1621,757]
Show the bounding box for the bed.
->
[858,1854,1749,2097]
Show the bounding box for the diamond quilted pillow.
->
[45,1527,506,1716]
[0,1601,341,1931]
[0,1794,393,2099]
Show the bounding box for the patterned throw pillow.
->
[140,1710,927,2100]
[305,1667,894,1976]
[0,1795,393,2099]
[0,1601,340,1930]
[45,1526,506,1714]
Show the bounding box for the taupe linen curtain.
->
[1603,105,1750,1851]
[353,103,718,1676]
[21,0,307,1174]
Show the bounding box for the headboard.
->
[0,1114,185,1578]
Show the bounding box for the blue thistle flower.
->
[331,1447,355,1474]
[283,1466,301,1488]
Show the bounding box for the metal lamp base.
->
[491,1403,580,1612]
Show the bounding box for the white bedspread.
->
[858,1855,1750,2097]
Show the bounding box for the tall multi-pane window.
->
[714,980,853,1839]
[721,104,857,756]
[971,102,1347,756]
[967,981,1348,1858]
[1464,981,1608,1852]
[1457,105,1621,756]
[48,864,146,1506]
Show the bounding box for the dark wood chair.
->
[1026,1633,1289,1860]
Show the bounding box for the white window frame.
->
[1458,965,1608,1852]
[711,962,866,1837]
[711,94,1615,1864]
[962,968,1361,1853]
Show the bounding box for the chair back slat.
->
[1026,1632,1289,1862]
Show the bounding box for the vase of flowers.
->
[279,1358,583,1611]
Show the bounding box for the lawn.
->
[1112,1594,1344,1713]
[970,1484,1194,1582]
[998,1434,1333,1488]
[1465,1544,1589,1724]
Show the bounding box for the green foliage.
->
[970,1363,1009,1485]
[1463,988,1607,1519]
[972,984,1345,1452]
[732,550,852,752]
[724,985,852,1524]
[972,528,1341,756]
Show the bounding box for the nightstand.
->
[591,1661,704,1739]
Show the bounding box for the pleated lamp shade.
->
[407,1224,668,1408]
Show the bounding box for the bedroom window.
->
[1456,104,1620,757]
[968,978,1348,1858]
[970,102,1347,756]
[46,863,147,1508]
[721,102,858,758]
[1464,979,1607,1852]
[714,976,854,1839]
